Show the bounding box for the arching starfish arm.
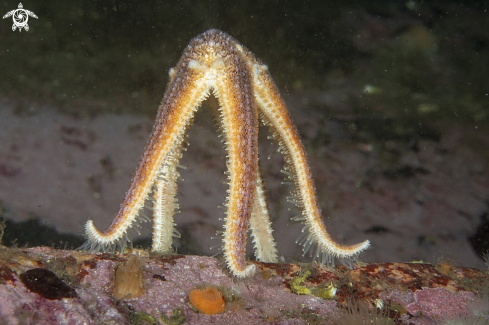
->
[208,84,277,264]
[83,60,211,252]
[252,66,370,263]
[214,57,258,277]
[249,163,279,263]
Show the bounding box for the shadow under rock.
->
[0,217,85,250]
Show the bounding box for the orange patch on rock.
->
[189,286,226,315]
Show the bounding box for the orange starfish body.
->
[81,29,369,277]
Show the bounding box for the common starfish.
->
[81,29,370,277]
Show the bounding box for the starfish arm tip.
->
[352,239,370,253]
[84,219,100,239]
[230,263,256,278]
[336,239,371,259]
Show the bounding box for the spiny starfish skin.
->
[81,29,370,277]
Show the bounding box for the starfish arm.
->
[250,63,370,263]
[249,163,279,263]
[212,50,258,277]
[83,54,211,252]
[151,142,183,253]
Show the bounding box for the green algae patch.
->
[290,270,337,299]
[129,311,157,325]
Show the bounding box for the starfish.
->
[81,29,370,277]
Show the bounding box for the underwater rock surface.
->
[0,246,487,324]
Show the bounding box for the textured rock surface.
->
[0,246,487,324]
